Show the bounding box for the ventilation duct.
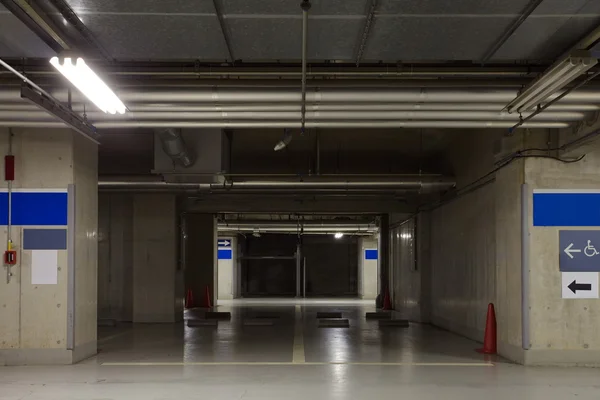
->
[156,128,195,167]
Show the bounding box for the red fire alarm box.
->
[4,250,16,265]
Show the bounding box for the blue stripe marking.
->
[0,192,68,226]
[218,249,232,260]
[533,192,600,226]
[365,249,378,260]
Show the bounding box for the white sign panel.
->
[31,249,58,285]
[561,272,599,299]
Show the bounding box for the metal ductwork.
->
[156,128,195,167]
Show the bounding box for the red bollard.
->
[382,289,392,310]
[477,303,497,355]
[205,286,212,309]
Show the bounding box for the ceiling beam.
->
[212,0,236,62]
[354,0,378,67]
[0,0,70,52]
[481,0,545,63]
[44,0,113,61]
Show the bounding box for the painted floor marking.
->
[101,361,494,367]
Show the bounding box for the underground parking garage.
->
[2,0,600,398]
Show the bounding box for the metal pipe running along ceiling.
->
[2,87,600,103]
[0,121,572,129]
[98,178,456,193]
[0,110,584,122]
[0,86,597,128]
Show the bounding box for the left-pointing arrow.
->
[568,280,592,294]
[564,243,582,259]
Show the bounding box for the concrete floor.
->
[2,299,600,399]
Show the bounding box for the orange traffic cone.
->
[204,286,212,309]
[477,303,497,355]
[382,289,392,310]
[185,289,194,309]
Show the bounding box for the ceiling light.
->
[334,232,344,239]
[506,52,597,113]
[274,128,293,151]
[50,57,126,114]
[400,233,412,239]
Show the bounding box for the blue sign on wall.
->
[533,190,600,227]
[559,230,600,272]
[0,190,68,226]
[365,249,378,260]
[218,249,232,260]
[217,239,231,247]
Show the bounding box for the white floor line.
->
[292,304,306,364]
[101,361,494,367]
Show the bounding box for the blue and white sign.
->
[559,230,600,272]
[0,189,68,226]
[534,189,600,227]
[217,239,231,247]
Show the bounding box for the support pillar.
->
[132,194,180,322]
[0,128,98,365]
[185,214,216,308]
[378,214,390,296]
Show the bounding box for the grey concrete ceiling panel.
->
[492,16,600,61]
[81,14,230,60]
[363,17,511,61]
[0,5,55,58]
[219,0,367,15]
[532,0,600,15]
[378,0,532,14]
[64,0,216,13]
[228,18,362,60]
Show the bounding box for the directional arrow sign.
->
[217,239,231,247]
[568,280,592,294]
[559,231,600,272]
[562,272,599,299]
[564,243,581,259]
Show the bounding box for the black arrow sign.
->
[568,280,592,294]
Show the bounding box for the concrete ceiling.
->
[0,0,598,63]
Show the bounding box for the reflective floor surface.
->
[2,299,600,399]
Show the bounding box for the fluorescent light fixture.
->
[334,232,344,239]
[400,233,412,239]
[50,57,126,114]
[506,52,597,113]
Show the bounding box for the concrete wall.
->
[98,194,133,322]
[0,128,97,365]
[132,194,181,322]
[427,131,497,341]
[98,194,181,323]
[359,237,378,299]
[523,148,600,365]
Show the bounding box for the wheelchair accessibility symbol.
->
[585,240,600,257]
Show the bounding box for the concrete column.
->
[185,214,216,307]
[217,236,236,300]
[359,237,378,299]
[378,214,390,295]
[132,194,181,323]
[0,128,98,365]
[523,146,600,365]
